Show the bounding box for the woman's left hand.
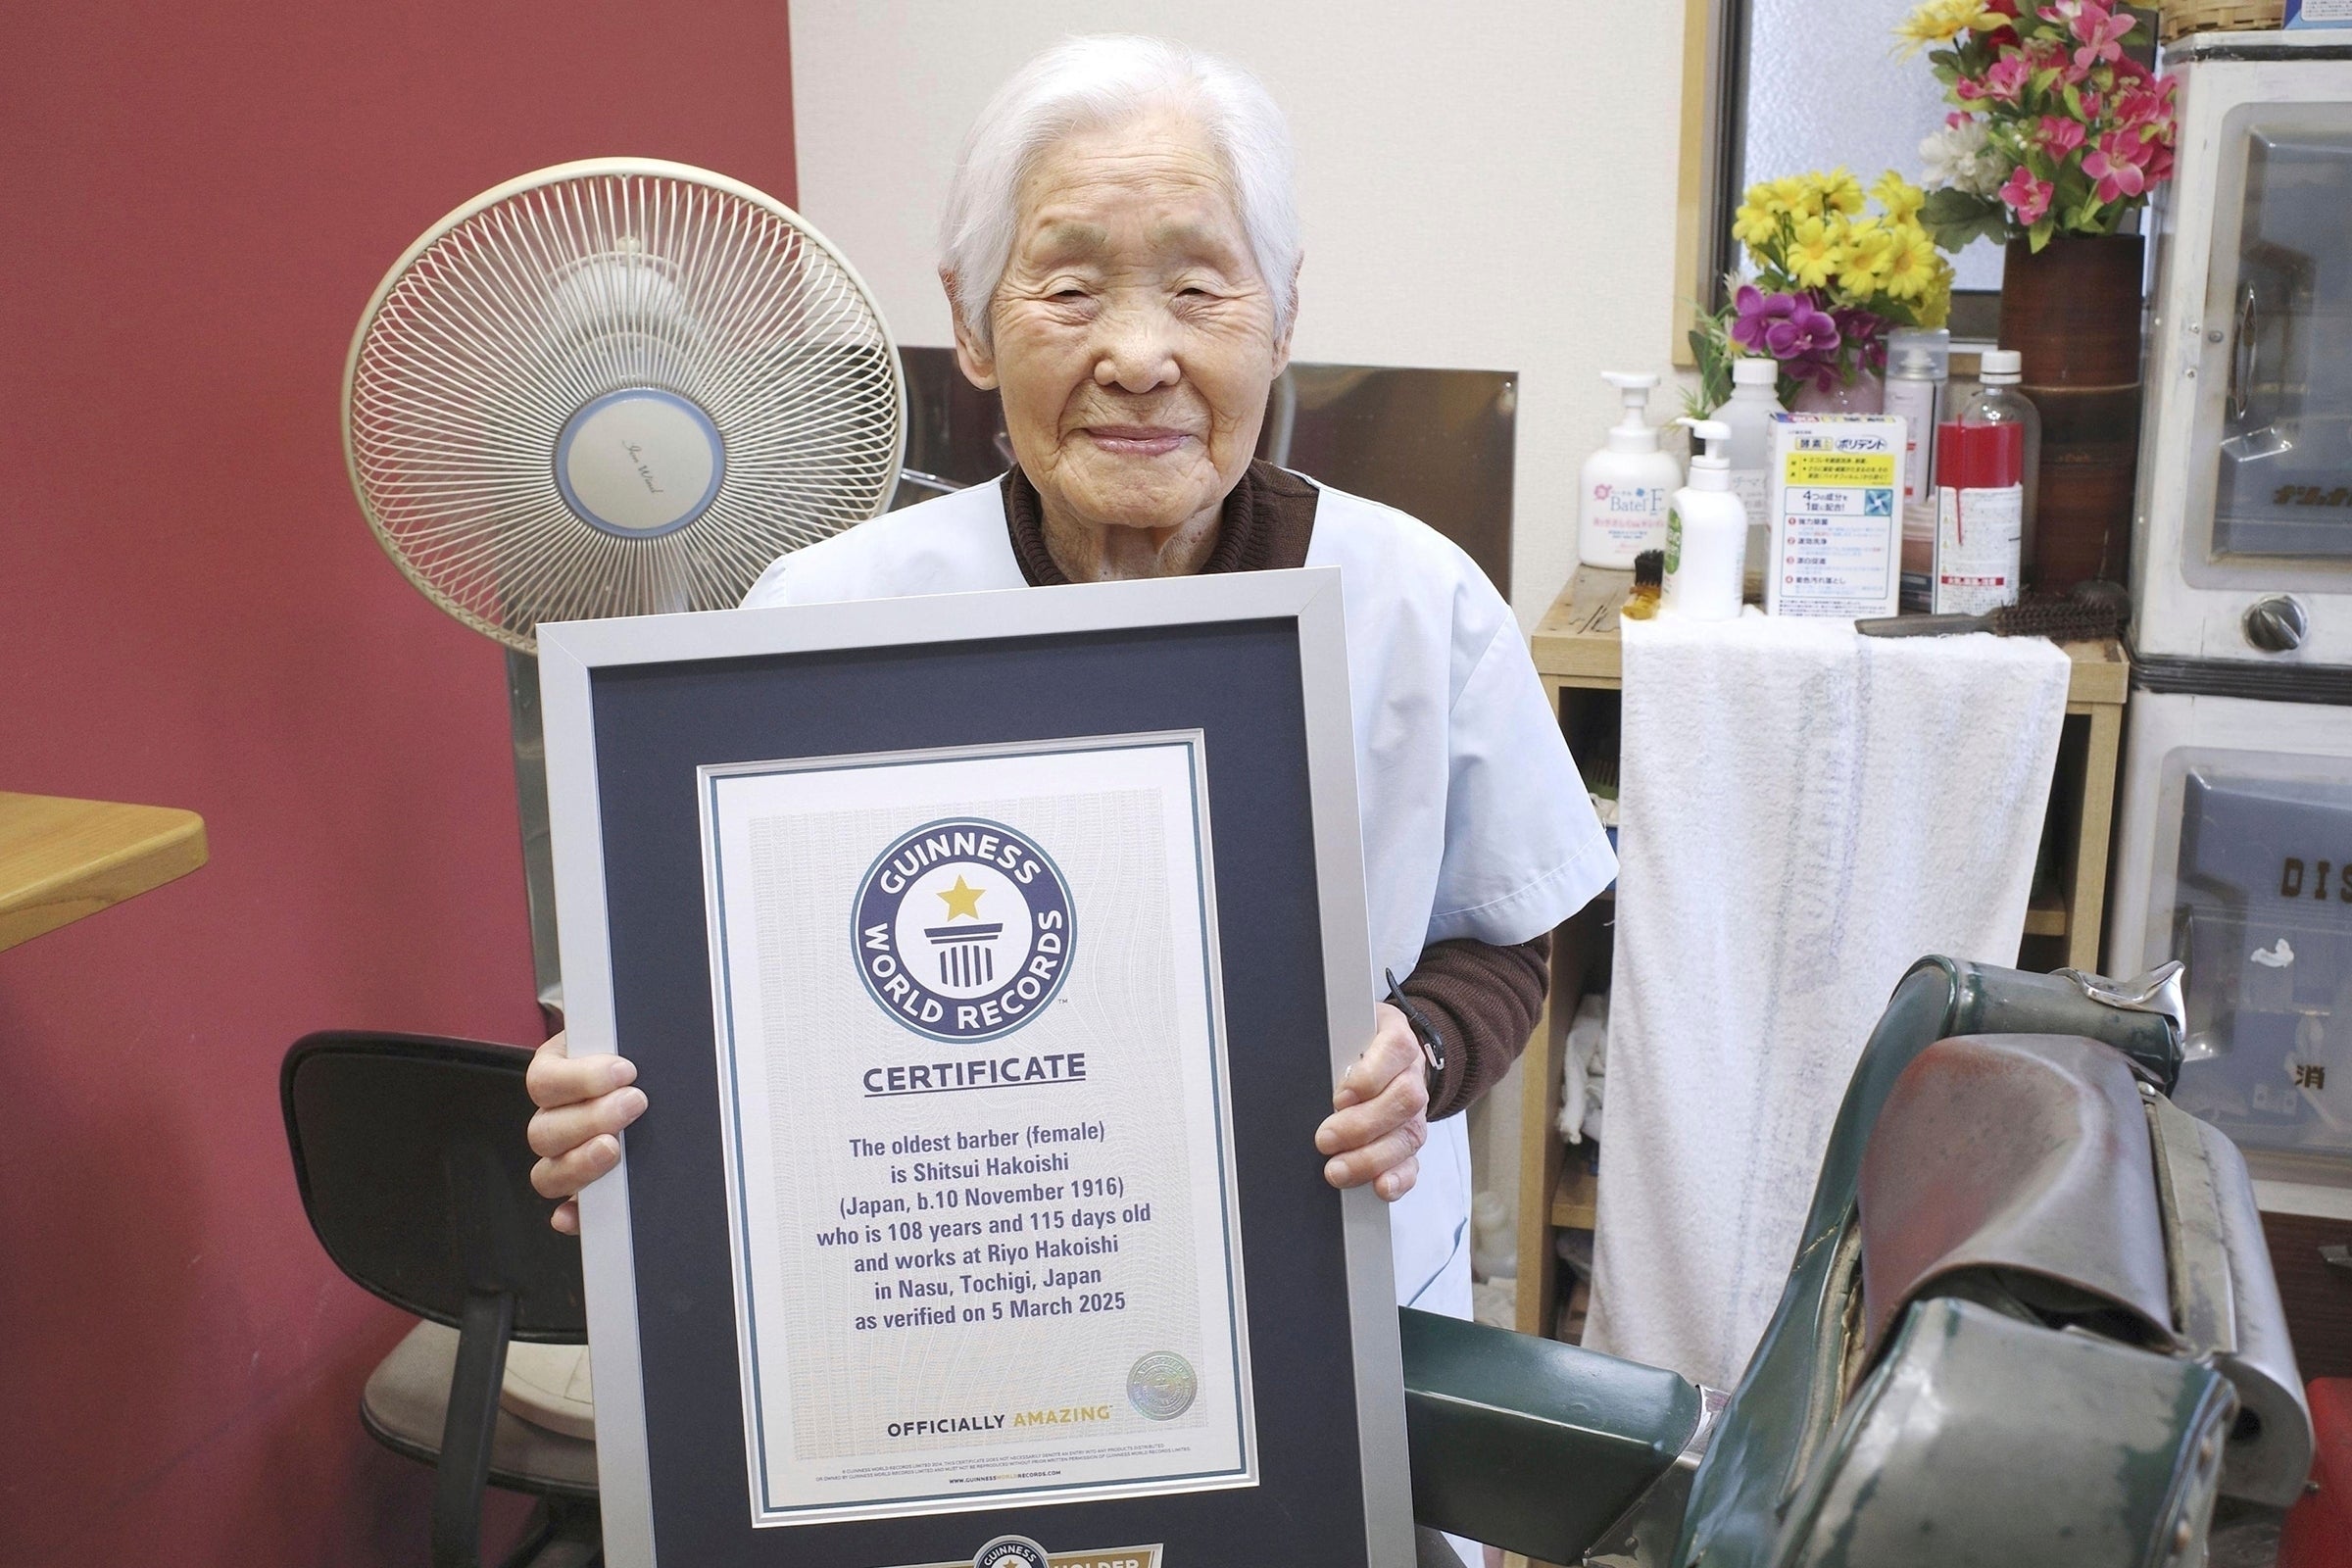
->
[1316,1002,1429,1201]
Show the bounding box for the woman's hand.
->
[1315,1002,1429,1201]
[526,1030,649,1235]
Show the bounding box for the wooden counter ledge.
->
[0,791,209,951]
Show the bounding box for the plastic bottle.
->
[1953,348,2041,572]
[1664,418,1747,620]
[1715,358,1782,580]
[1884,347,1941,507]
[1579,372,1684,567]
[1932,419,2026,613]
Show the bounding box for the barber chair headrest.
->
[1856,1030,2311,1508]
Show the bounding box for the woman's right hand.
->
[526,1029,649,1235]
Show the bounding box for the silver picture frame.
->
[537,567,1412,1567]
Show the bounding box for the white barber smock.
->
[742,471,1615,1323]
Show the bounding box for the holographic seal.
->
[1125,1352,1198,1421]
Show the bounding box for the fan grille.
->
[345,161,905,651]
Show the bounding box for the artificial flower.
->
[1769,174,1821,219]
[1920,119,2005,197]
[1838,217,1898,288]
[1880,226,1946,301]
[1820,167,1868,216]
[1999,165,2055,224]
[1897,0,1994,56]
[2036,115,2086,157]
[1871,171,1928,223]
[2082,129,2149,203]
[1764,300,1840,361]
[1787,216,1842,289]
[2070,2,2135,71]
[1733,192,1782,250]
[1901,0,2177,248]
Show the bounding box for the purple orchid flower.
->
[1763,299,1840,361]
[1732,285,1842,363]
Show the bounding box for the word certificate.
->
[699,733,1256,1528]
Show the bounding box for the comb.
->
[1857,580,2129,643]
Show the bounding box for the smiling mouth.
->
[1082,426,1193,458]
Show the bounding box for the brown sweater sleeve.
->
[1399,932,1551,1120]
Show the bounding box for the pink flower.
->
[2082,129,2150,203]
[2037,116,2086,157]
[2072,4,2135,72]
[1999,165,2055,224]
[1984,54,2033,100]
[2113,75,2178,133]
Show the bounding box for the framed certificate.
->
[539,568,1413,1568]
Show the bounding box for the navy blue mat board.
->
[586,618,1373,1566]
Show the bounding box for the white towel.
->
[1584,613,2070,1391]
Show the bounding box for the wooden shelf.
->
[1550,1157,1598,1231]
[1529,565,2132,708]
[0,791,208,951]
[1514,566,2131,1348]
[2024,888,2069,938]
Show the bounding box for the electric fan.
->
[342,158,906,1006]
[344,157,906,652]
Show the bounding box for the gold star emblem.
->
[937,874,986,920]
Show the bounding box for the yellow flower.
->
[1772,174,1822,220]
[1873,171,1927,224]
[1788,217,1842,289]
[1734,196,1782,252]
[1880,225,1945,301]
[1820,167,1867,217]
[1895,0,1992,56]
[1915,258,1955,328]
[1833,218,1896,299]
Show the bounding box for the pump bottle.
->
[1664,418,1747,621]
[1713,358,1782,582]
[1579,371,1683,568]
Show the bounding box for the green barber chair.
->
[1398,957,2315,1568]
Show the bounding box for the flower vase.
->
[1999,233,2144,591]
[1789,368,1886,416]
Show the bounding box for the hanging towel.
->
[1584,612,2070,1391]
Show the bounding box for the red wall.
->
[0,7,797,1562]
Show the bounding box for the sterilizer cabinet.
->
[2109,680,2352,1215]
[2134,32,2352,665]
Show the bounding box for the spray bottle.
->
[1664,418,1747,621]
[1579,372,1683,567]
[1716,358,1782,578]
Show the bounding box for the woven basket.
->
[2159,0,2285,41]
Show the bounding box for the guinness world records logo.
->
[971,1537,1052,1568]
[854,817,1074,1044]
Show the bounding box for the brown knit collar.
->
[1001,459,1315,586]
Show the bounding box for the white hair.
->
[938,35,1299,348]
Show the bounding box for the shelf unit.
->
[1510,567,2131,1343]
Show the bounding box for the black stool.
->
[282,1031,599,1568]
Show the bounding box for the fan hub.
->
[554,388,725,538]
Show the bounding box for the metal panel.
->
[893,348,1518,599]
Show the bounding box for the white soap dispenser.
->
[1579,371,1683,567]
[1664,417,1747,621]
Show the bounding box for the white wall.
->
[788,0,1692,628]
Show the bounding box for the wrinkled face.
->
[952,106,1291,538]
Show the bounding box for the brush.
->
[1620,549,1664,621]
[1856,580,2129,643]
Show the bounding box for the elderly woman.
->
[528,35,1611,1554]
